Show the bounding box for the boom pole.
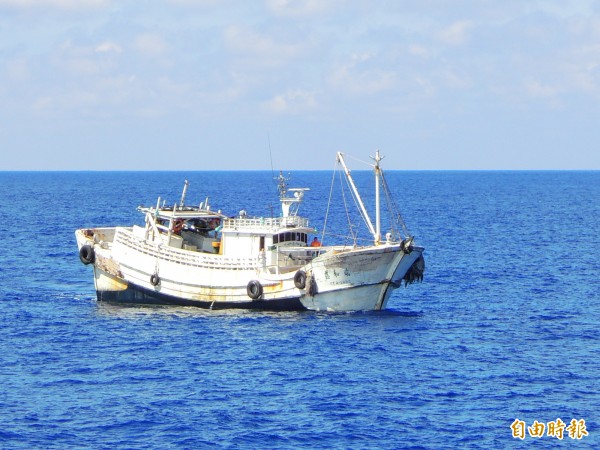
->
[336,152,377,242]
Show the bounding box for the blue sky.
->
[1,0,599,170]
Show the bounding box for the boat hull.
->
[89,264,397,312]
[94,269,306,311]
[77,228,423,312]
[300,282,392,311]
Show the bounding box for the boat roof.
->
[221,216,313,234]
[137,205,229,221]
[138,205,314,234]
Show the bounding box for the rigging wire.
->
[267,133,280,218]
[380,170,410,237]
[324,159,366,246]
[339,169,358,246]
[325,151,411,245]
[268,132,275,183]
[326,231,373,245]
[343,153,372,168]
[322,159,338,246]
[382,183,399,240]
[342,165,373,238]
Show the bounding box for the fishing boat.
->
[75,151,425,311]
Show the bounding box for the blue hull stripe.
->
[97,284,307,311]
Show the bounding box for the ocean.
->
[0,170,598,449]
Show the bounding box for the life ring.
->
[172,219,184,234]
[150,273,160,287]
[294,270,306,289]
[246,280,263,300]
[79,245,95,265]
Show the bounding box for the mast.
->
[277,171,309,218]
[373,150,382,245]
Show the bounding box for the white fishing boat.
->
[75,151,424,311]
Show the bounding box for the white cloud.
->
[437,20,473,46]
[440,68,471,90]
[132,34,168,57]
[0,0,108,9]
[167,0,222,7]
[32,96,53,112]
[263,89,317,114]
[525,79,559,98]
[2,0,600,170]
[414,76,435,98]
[52,40,120,77]
[64,57,103,75]
[408,44,430,58]
[95,41,122,54]
[223,25,305,61]
[266,0,330,17]
[532,0,596,19]
[329,53,397,95]
[5,58,31,81]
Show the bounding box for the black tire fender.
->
[79,245,95,265]
[294,270,307,289]
[150,273,160,287]
[247,280,263,300]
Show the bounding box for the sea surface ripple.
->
[0,170,598,449]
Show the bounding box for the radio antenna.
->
[268,132,275,181]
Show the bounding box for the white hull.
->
[77,227,423,312]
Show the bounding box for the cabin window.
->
[259,236,265,251]
[273,232,308,244]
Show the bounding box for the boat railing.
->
[114,228,260,270]
[223,216,309,231]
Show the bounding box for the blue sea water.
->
[0,170,598,449]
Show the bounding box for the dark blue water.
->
[0,171,598,449]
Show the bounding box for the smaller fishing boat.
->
[75,151,424,311]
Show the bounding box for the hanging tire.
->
[294,270,306,289]
[247,280,263,300]
[150,273,160,287]
[79,245,95,265]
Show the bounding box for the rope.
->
[344,152,372,168]
[342,167,372,236]
[339,170,357,245]
[381,170,410,237]
[324,154,411,246]
[322,161,338,246]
